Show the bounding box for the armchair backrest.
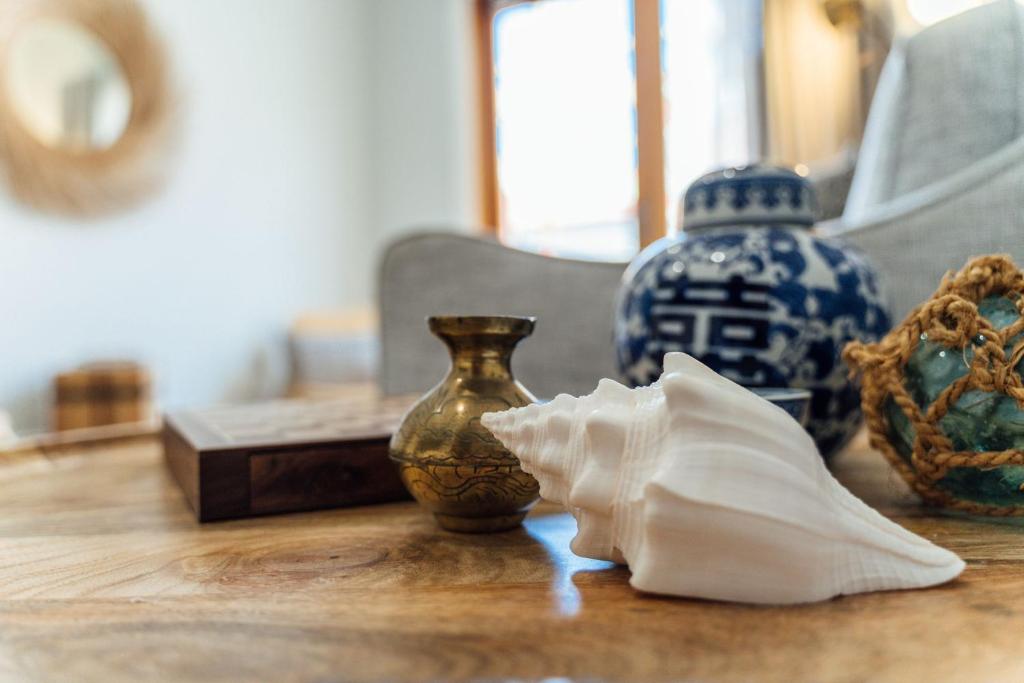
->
[377,232,627,398]
[845,0,1024,220]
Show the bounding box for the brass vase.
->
[389,315,541,532]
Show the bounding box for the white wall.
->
[0,0,368,433]
[0,0,476,434]
[365,0,479,243]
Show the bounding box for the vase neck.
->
[428,316,534,382]
[444,340,517,379]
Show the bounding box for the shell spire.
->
[481,352,964,605]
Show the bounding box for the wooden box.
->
[55,361,152,431]
[163,393,414,522]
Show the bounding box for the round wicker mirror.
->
[0,0,175,216]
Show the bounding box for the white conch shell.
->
[481,352,964,604]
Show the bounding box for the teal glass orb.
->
[884,294,1024,508]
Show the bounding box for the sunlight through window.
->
[662,0,762,232]
[493,0,638,261]
[491,0,762,259]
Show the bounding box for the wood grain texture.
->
[2,431,1024,682]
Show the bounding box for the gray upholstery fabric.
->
[889,0,1024,200]
[832,0,1024,319]
[378,232,627,398]
[809,148,857,221]
[830,154,1024,319]
[846,0,1024,212]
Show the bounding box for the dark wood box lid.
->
[164,392,415,454]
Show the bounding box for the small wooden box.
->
[163,393,414,522]
[55,361,152,431]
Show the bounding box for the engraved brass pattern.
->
[389,316,540,532]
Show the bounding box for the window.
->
[661,0,763,231]
[479,0,764,260]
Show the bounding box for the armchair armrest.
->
[825,138,1024,318]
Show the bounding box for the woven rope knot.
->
[843,254,1024,516]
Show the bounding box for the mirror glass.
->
[5,19,131,152]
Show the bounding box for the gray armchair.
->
[825,0,1024,319]
[377,231,627,398]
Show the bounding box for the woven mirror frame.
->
[0,0,175,216]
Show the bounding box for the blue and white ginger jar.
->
[614,165,891,459]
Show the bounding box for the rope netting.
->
[844,255,1024,516]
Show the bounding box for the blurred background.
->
[0,0,998,439]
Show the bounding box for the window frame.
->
[476,0,668,249]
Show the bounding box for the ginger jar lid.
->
[681,164,818,232]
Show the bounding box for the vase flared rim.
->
[428,315,536,337]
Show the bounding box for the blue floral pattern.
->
[614,226,891,459]
[680,166,816,231]
[684,176,809,215]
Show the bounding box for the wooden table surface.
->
[2,431,1023,683]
